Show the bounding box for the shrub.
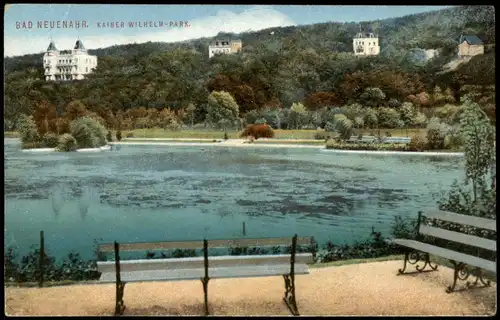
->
[57,133,77,152]
[106,131,112,142]
[443,126,463,150]
[314,128,328,140]
[408,136,427,152]
[224,131,229,140]
[363,109,378,128]
[335,117,353,140]
[377,107,401,128]
[17,114,40,144]
[239,124,275,139]
[167,119,181,131]
[22,141,42,149]
[42,133,59,148]
[126,132,135,138]
[70,117,107,149]
[426,118,451,150]
[254,117,267,125]
[116,130,122,141]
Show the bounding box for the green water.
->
[4,138,464,261]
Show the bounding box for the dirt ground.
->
[5,260,496,316]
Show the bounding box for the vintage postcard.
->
[4,4,496,316]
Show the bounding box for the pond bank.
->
[110,140,464,156]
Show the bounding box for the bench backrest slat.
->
[419,224,497,252]
[97,253,314,273]
[99,237,313,253]
[424,210,496,231]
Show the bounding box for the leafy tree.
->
[57,134,77,152]
[186,103,196,127]
[42,133,59,148]
[336,116,353,140]
[426,117,451,150]
[399,102,417,128]
[377,107,401,128]
[359,87,386,108]
[363,108,378,129]
[458,97,496,203]
[70,117,108,149]
[17,114,40,144]
[206,91,240,132]
[289,102,308,129]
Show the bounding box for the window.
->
[86,67,88,72]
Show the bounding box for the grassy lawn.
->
[354,128,428,139]
[120,139,218,143]
[4,131,20,138]
[125,128,319,139]
[4,128,427,140]
[253,140,325,145]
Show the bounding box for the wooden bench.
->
[387,210,496,292]
[97,235,315,316]
[381,136,411,144]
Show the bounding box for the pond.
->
[4,138,464,261]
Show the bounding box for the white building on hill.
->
[353,29,380,56]
[208,39,242,59]
[43,39,98,81]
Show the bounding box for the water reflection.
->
[50,185,67,218]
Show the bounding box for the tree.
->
[206,91,240,132]
[359,87,386,108]
[17,114,40,144]
[458,98,496,203]
[377,107,401,128]
[186,103,196,127]
[64,100,88,121]
[70,117,108,149]
[363,108,378,129]
[438,99,496,220]
[426,117,451,150]
[289,102,307,129]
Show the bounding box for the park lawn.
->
[126,129,319,139]
[253,140,325,145]
[4,131,20,138]
[120,139,219,143]
[4,129,427,140]
[354,128,428,138]
[122,128,428,140]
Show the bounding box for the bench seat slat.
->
[424,210,496,231]
[419,225,496,251]
[98,237,313,252]
[388,239,496,273]
[97,253,314,274]
[98,264,310,283]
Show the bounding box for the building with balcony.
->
[43,39,97,81]
[208,39,242,59]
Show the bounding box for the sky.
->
[4,4,453,57]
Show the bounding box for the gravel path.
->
[5,261,496,316]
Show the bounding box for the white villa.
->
[208,39,242,59]
[353,29,380,56]
[43,39,98,81]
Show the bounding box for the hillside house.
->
[43,39,97,81]
[208,39,242,59]
[457,34,484,58]
[353,29,380,56]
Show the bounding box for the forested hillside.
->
[4,5,495,131]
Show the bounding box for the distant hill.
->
[4,5,494,74]
[4,5,495,127]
